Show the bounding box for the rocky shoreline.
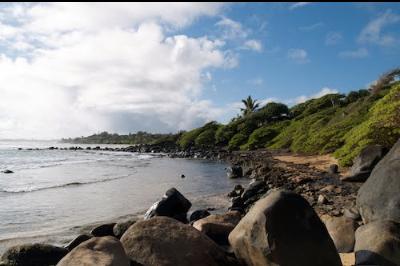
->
[1,139,400,265]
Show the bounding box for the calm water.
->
[0,140,245,252]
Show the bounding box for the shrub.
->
[334,83,400,166]
[228,133,248,151]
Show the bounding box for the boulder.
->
[324,216,356,253]
[57,236,130,266]
[328,164,339,174]
[65,234,92,251]
[113,219,137,239]
[120,216,234,266]
[343,207,361,221]
[1,170,13,174]
[1,243,68,266]
[144,187,191,223]
[228,189,341,266]
[342,144,386,182]
[241,180,267,202]
[226,165,243,178]
[193,211,241,245]
[357,138,400,223]
[227,185,244,198]
[189,209,211,223]
[90,223,116,237]
[354,220,400,266]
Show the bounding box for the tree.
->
[370,67,400,94]
[240,95,260,116]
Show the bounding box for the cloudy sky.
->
[0,3,399,139]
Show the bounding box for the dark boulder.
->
[357,139,400,223]
[342,144,387,182]
[354,220,400,266]
[328,164,339,174]
[229,189,341,266]
[1,243,68,266]
[189,210,211,223]
[113,219,137,239]
[144,187,191,223]
[226,165,243,178]
[2,170,13,174]
[90,223,116,237]
[227,185,244,198]
[64,234,92,251]
[241,180,267,204]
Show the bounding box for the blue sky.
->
[0,3,399,138]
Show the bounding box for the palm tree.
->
[240,95,259,116]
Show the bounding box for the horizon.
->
[1,2,400,139]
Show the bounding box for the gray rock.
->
[343,144,387,182]
[113,219,137,239]
[1,243,68,266]
[144,187,191,223]
[354,220,400,266]
[90,223,116,237]
[357,138,400,224]
[57,236,130,266]
[228,189,341,266]
[189,209,211,223]
[120,216,234,266]
[343,207,361,221]
[226,165,243,178]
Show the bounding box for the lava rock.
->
[144,188,192,223]
[189,210,211,223]
[90,223,116,237]
[1,243,68,266]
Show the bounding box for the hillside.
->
[174,79,400,166]
[65,71,400,167]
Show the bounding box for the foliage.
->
[370,67,400,94]
[177,121,220,149]
[228,133,248,151]
[245,121,290,150]
[334,83,400,165]
[62,131,173,145]
[240,95,260,116]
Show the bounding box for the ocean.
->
[0,140,245,253]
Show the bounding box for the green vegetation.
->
[62,131,174,145]
[65,69,400,167]
[240,95,260,116]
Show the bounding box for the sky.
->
[0,2,399,139]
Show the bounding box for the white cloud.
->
[339,48,369,58]
[242,39,263,52]
[216,17,248,40]
[325,32,342,45]
[358,9,400,46]
[299,22,324,31]
[0,3,237,139]
[287,48,309,63]
[290,87,339,104]
[289,2,312,10]
[247,78,264,86]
